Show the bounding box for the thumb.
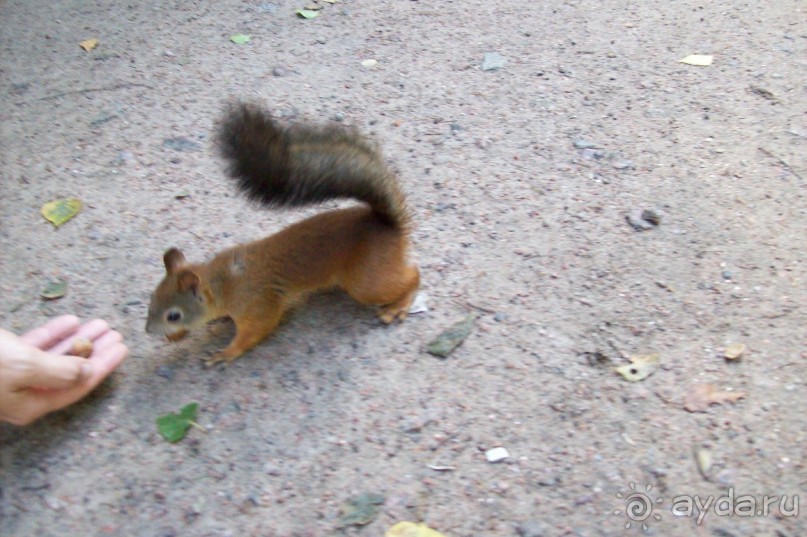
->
[22,349,93,390]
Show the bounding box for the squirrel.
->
[146,102,420,366]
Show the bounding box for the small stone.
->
[493,312,507,322]
[722,270,733,280]
[162,137,201,152]
[271,65,290,77]
[156,366,175,380]
[612,159,634,170]
[517,519,551,537]
[44,495,66,511]
[485,447,509,463]
[481,52,506,71]
[641,209,661,226]
[724,343,747,360]
[360,59,378,68]
[626,210,655,231]
[573,140,597,149]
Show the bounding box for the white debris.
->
[485,447,510,463]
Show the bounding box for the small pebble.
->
[162,137,201,152]
[481,52,506,71]
[573,140,597,149]
[485,447,510,463]
[722,270,733,280]
[612,159,634,170]
[156,366,175,380]
[640,209,661,225]
[625,209,656,231]
[517,519,550,537]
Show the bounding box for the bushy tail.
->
[217,102,409,228]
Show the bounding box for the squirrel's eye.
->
[166,309,182,323]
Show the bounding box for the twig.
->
[758,147,804,181]
[464,301,495,314]
[19,82,153,104]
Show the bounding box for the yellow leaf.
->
[614,353,659,382]
[41,198,82,227]
[678,54,713,66]
[80,38,99,52]
[386,522,448,537]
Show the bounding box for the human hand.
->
[0,315,128,425]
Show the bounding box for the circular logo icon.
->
[614,482,663,532]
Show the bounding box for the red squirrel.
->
[146,102,419,365]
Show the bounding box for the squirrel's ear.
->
[177,270,200,296]
[163,248,187,273]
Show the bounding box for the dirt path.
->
[1,1,805,536]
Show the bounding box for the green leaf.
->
[41,279,68,300]
[296,9,319,19]
[41,198,82,227]
[157,403,199,443]
[426,313,478,358]
[230,33,252,44]
[337,492,385,528]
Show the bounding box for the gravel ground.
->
[1,1,805,536]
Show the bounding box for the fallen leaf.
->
[337,492,385,528]
[296,9,319,19]
[614,353,659,382]
[426,313,477,357]
[684,384,745,412]
[157,403,201,443]
[230,34,251,44]
[678,54,713,66]
[41,280,68,300]
[79,38,99,51]
[386,522,448,537]
[724,343,747,360]
[41,198,82,227]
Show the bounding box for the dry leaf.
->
[386,522,448,537]
[614,353,659,382]
[678,54,713,66]
[79,38,99,52]
[684,383,745,412]
[724,343,746,360]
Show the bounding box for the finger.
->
[48,319,110,355]
[22,349,92,390]
[21,343,128,419]
[88,330,123,355]
[20,315,80,349]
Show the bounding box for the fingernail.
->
[80,363,93,381]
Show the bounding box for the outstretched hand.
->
[0,315,128,425]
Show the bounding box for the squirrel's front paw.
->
[204,348,242,368]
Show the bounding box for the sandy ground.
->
[1,1,805,536]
